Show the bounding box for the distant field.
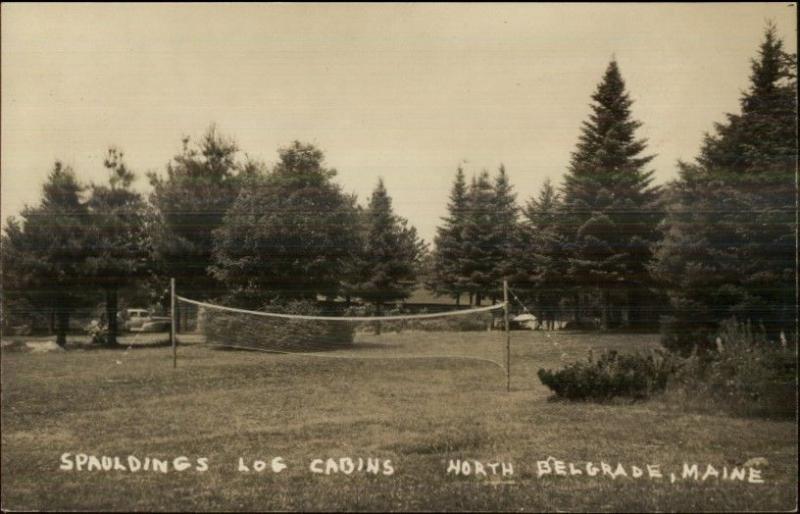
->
[1,330,796,511]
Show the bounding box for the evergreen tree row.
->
[2,139,424,346]
[431,59,661,325]
[2,24,795,354]
[430,25,796,349]
[429,166,518,306]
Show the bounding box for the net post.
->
[503,280,510,392]
[170,278,177,369]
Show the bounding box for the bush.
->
[87,320,108,345]
[659,315,718,355]
[1,298,52,335]
[538,349,680,401]
[667,318,797,419]
[203,299,354,352]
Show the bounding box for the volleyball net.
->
[173,293,510,371]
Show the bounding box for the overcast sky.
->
[2,3,796,242]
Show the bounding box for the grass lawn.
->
[1,329,797,511]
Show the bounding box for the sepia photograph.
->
[1,3,797,511]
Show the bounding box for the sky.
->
[1,3,797,243]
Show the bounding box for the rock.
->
[1,340,30,352]
[26,341,65,353]
[743,457,769,467]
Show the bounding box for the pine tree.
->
[354,179,425,312]
[1,163,91,346]
[561,59,660,329]
[651,24,797,352]
[337,192,366,305]
[430,167,469,304]
[148,125,243,299]
[211,142,361,303]
[85,148,151,345]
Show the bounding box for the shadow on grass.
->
[66,339,173,351]
[348,341,405,350]
[205,339,404,354]
[543,394,649,407]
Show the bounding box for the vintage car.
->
[492,313,538,330]
[121,309,171,333]
[511,313,538,330]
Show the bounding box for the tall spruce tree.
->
[561,59,660,329]
[1,163,90,346]
[353,179,425,312]
[516,179,568,328]
[489,164,519,301]
[651,25,797,352]
[430,167,469,304]
[460,171,497,305]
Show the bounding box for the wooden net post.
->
[171,278,177,369]
[504,280,511,392]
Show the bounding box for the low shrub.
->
[538,349,680,401]
[667,318,797,419]
[659,314,718,356]
[86,321,108,345]
[203,300,354,351]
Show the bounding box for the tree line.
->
[431,25,796,353]
[2,26,796,353]
[2,134,425,346]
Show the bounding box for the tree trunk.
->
[49,308,56,335]
[621,298,630,328]
[600,289,610,331]
[106,288,119,346]
[574,293,581,323]
[455,293,461,307]
[475,292,482,307]
[56,310,69,347]
[375,302,382,335]
[468,292,474,306]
